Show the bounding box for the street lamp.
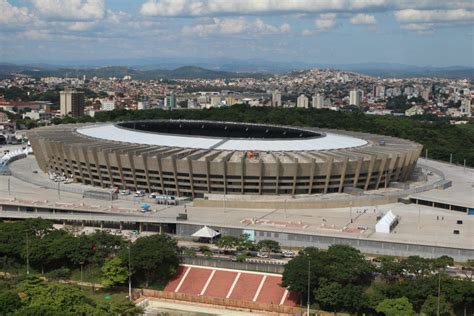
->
[26,232,30,275]
[128,240,132,301]
[307,257,311,316]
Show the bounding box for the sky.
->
[1,0,473,67]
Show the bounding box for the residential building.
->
[312,93,324,109]
[271,90,281,107]
[405,105,424,117]
[349,89,361,106]
[101,100,115,111]
[297,94,309,108]
[60,89,85,117]
[165,94,176,108]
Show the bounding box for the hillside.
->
[0,64,268,80]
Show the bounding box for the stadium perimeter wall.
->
[27,122,422,197]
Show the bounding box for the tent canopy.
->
[192,226,220,238]
[375,210,398,233]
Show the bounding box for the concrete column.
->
[353,157,363,188]
[156,155,166,194]
[292,158,298,195]
[258,159,263,195]
[81,147,94,185]
[101,150,114,188]
[114,151,127,190]
[338,158,349,193]
[205,157,211,193]
[119,222,123,230]
[364,155,376,191]
[171,155,180,197]
[275,158,281,194]
[62,145,76,181]
[90,147,105,187]
[308,158,316,194]
[240,157,245,194]
[187,158,195,197]
[323,157,334,194]
[142,154,152,193]
[127,153,138,191]
[375,156,388,189]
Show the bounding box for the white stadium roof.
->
[77,124,368,151]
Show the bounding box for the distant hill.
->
[1,62,472,80]
[0,64,268,80]
[333,63,474,80]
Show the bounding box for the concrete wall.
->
[176,223,474,262]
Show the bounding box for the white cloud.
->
[350,13,377,25]
[141,0,358,16]
[140,0,474,17]
[401,23,434,32]
[395,9,474,23]
[18,29,50,39]
[182,17,290,36]
[0,0,33,26]
[314,13,337,31]
[32,0,105,21]
[68,21,98,31]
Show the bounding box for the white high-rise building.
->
[271,90,282,107]
[137,101,150,110]
[297,94,309,108]
[101,100,115,111]
[349,89,361,107]
[312,93,324,109]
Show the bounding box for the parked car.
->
[282,250,295,258]
[134,190,146,197]
[120,189,130,195]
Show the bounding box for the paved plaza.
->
[0,146,472,252]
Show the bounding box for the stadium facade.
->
[27,120,422,197]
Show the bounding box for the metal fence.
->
[180,255,285,274]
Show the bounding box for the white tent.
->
[192,226,220,239]
[375,210,398,234]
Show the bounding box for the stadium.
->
[27,120,422,197]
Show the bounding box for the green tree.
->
[420,295,453,316]
[401,256,434,279]
[376,297,415,316]
[323,244,375,286]
[314,280,341,312]
[257,240,280,253]
[314,280,365,313]
[216,236,239,252]
[0,291,22,314]
[126,234,179,287]
[378,256,404,283]
[281,247,321,303]
[101,257,128,288]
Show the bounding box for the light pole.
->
[26,232,30,275]
[307,258,311,316]
[128,240,132,301]
[437,270,441,316]
[7,176,10,195]
[57,182,60,200]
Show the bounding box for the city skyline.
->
[1,0,473,67]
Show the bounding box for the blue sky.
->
[1,0,473,66]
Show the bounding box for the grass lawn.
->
[69,264,102,284]
[82,287,131,305]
